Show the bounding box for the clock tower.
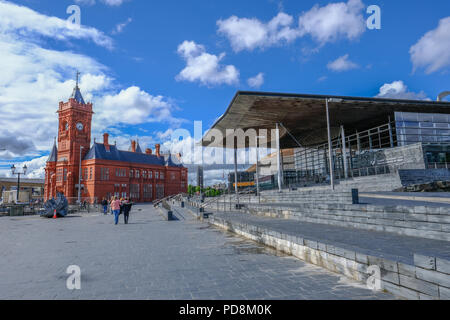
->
[54,73,94,198]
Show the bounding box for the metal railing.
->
[0,203,46,216]
[153,194,181,208]
[427,162,450,169]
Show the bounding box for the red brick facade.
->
[44,87,187,203]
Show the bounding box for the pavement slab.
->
[0,204,393,300]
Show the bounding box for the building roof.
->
[202,91,450,149]
[163,154,184,168]
[48,139,58,162]
[83,143,184,168]
[135,141,143,153]
[70,85,86,104]
[0,177,45,184]
[128,141,143,153]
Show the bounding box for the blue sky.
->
[0,0,449,183]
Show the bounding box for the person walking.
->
[119,198,125,216]
[110,196,115,215]
[123,198,133,224]
[101,198,108,215]
[110,196,121,225]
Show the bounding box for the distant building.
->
[203,91,450,190]
[0,177,44,202]
[44,80,188,203]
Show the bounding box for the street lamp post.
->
[77,146,84,204]
[10,164,27,203]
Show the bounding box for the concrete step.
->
[209,201,450,242]
[209,212,450,300]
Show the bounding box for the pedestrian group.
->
[101,197,133,225]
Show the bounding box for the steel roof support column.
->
[276,123,283,192]
[341,126,349,179]
[326,99,335,190]
[255,136,260,198]
[388,116,394,148]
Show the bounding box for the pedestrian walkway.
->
[0,204,393,300]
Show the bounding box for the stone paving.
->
[0,204,394,300]
[206,211,450,265]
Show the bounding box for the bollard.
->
[352,189,359,204]
[181,201,185,208]
[168,211,173,221]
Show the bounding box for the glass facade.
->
[395,112,450,146]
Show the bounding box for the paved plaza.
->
[0,204,394,300]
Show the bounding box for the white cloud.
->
[75,0,128,6]
[247,73,265,88]
[0,34,106,156]
[94,86,181,128]
[20,156,48,179]
[156,129,175,141]
[0,136,35,159]
[217,0,366,52]
[298,0,366,45]
[327,54,358,72]
[0,1,113,49]
[176,41,239,86]
[410,17,450,74]
[74,0,96,5]
[101,0,127,6]
[0,2,182,167]
[112,17,132,34]
[376,81,429,100]
[217,12,299,52]
[0,156,47,179]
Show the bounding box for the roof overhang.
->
[201,91,450,149]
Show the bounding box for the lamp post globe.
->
[10,164,28,203]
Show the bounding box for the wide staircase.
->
[179,188,450,300]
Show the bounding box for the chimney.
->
[103,133,109,146]
[103,133,110,151]
[155,144,161,157]
[145,148,152,155]
[131,140,137,153]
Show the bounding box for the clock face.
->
[76,122,84,131]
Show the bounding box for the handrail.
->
[153,193,182,208]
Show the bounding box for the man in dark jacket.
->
[123,198,133,224]
[101,198,108,215]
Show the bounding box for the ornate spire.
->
[135,139,143,153]
[48,137,58,162]
[76,71,80,88]
[70,71,85,104]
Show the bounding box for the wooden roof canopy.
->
[201,91,450,149]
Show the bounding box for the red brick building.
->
[44,82,188,203]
